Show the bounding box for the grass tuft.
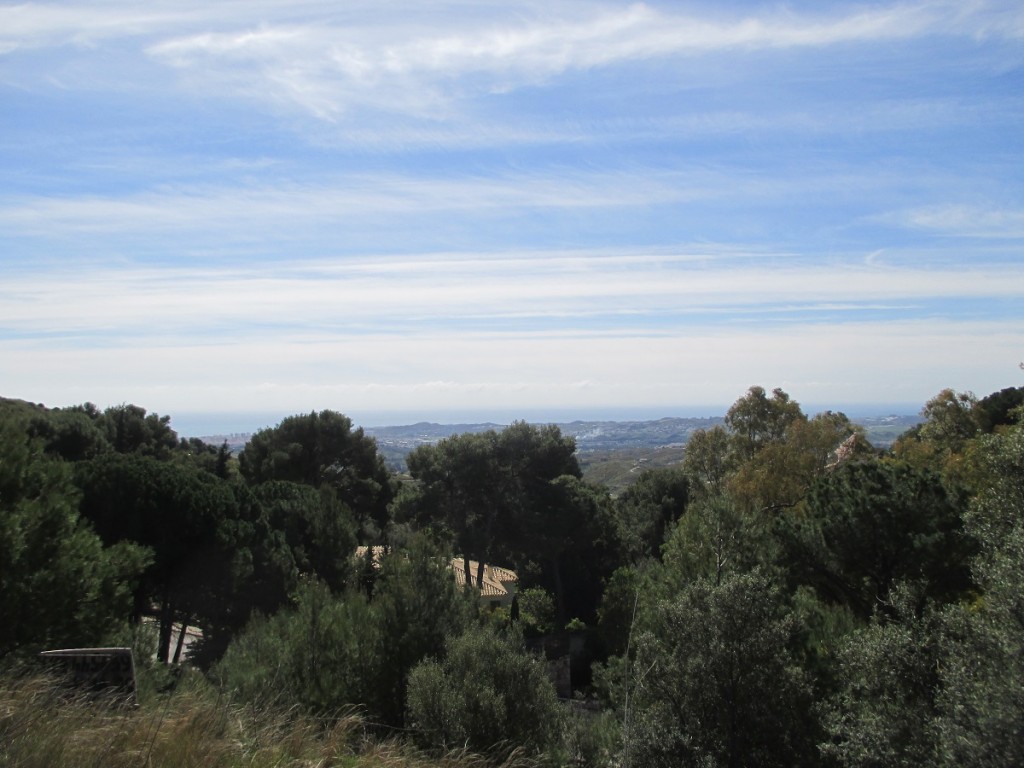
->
[0,671,544,768]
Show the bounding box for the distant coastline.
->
[171,403,924,439]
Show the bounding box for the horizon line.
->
[168,403,925,438]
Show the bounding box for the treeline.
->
[1,384,1023,766]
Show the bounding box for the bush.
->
[214,536,478,725]
[212,579,381,715]
[626,571,816,767]
[406,626,561,758]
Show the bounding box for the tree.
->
[238,410,392,539]
[725,386,805,462]
[661,494,757,588]
[74,453,241,662]
[369,535,479,724]
[626,571,816,768]
[974,385,1024,433]
[822,587,945,768]
[0,417,149,658]
[250,480,356,592]
[403,421,584,605]
[26,406,109,462]
[893,389,981,487]
[99,403,179,457]
[174,436,224,475]
[932,420,1024,765]
[614,467,689,562]
[917,389,979,454]
[406,625,561,758]
[530,474,619,625]
[778,459,973,620]
[728,411,866,516]
[405,430,504,589]
[822,421,1024,767]
[215,536,477,726]
[212,579,382,714]
[682,424,731,499]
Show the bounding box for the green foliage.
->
[215,538,477,726]
[213,579,382,714]
[595,564,659,659]
[174,436,225,475]
[531,475,620,625]
[892,388,985,489]
[238,410,392,539]
[661,494,759,588]
[964,424,1024,600]
[9,384,1024,765]
[404,421,581,570]
[404,430,505,573]
[560,705,621,768]
[728,410,865,516]
[932,602,1024,767]
[404,422,616,624]
[406,626,561,758]
[625,571,816,768]
[370,536,480,724]
[932,422,1024,766]
[681,424,731,499]
[99,403,179,457]
[0,416,149,658]
[917,388,979,454]
[179,478,361,664]
[613,467,688,562]
[779,459,973,620]
[684,388,863,526]
[515,586,557,636]
[25,406,109,462]
[74,452,244,661]
[825,422,1024,767]
[974,385,1024,433]
[822,587,945,768]
[725,385,805,462]
[250,480,356,591]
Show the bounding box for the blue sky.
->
[2,1,1023,430]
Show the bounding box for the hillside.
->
[201,414,920,488]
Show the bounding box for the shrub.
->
[214,536,478,725]
[406,626,560,758]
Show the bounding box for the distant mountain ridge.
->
[200,414,920,474]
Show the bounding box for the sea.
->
[169,403,922,439]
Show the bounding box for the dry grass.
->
[0,672,542,768]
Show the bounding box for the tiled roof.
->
[353,547,517,603]
[450,558,517,599]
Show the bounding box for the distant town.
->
[197,413,922,486]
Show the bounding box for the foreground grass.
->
[0,672,540,768]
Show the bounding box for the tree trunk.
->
[550,556,566,626]
[157,596,174,664]
[172,616,191,664]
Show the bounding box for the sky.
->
[2,1,1023,432]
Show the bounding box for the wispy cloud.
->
[895,204,1024,239]
[5,318,1021,418]
[6,2,1021,117]
[3,250,1021,341]
[0,168,724,237]
[141,2,1024,119]
[3,1,1022,419]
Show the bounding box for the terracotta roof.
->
[450,558,517,600]
[354,547,517,603]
